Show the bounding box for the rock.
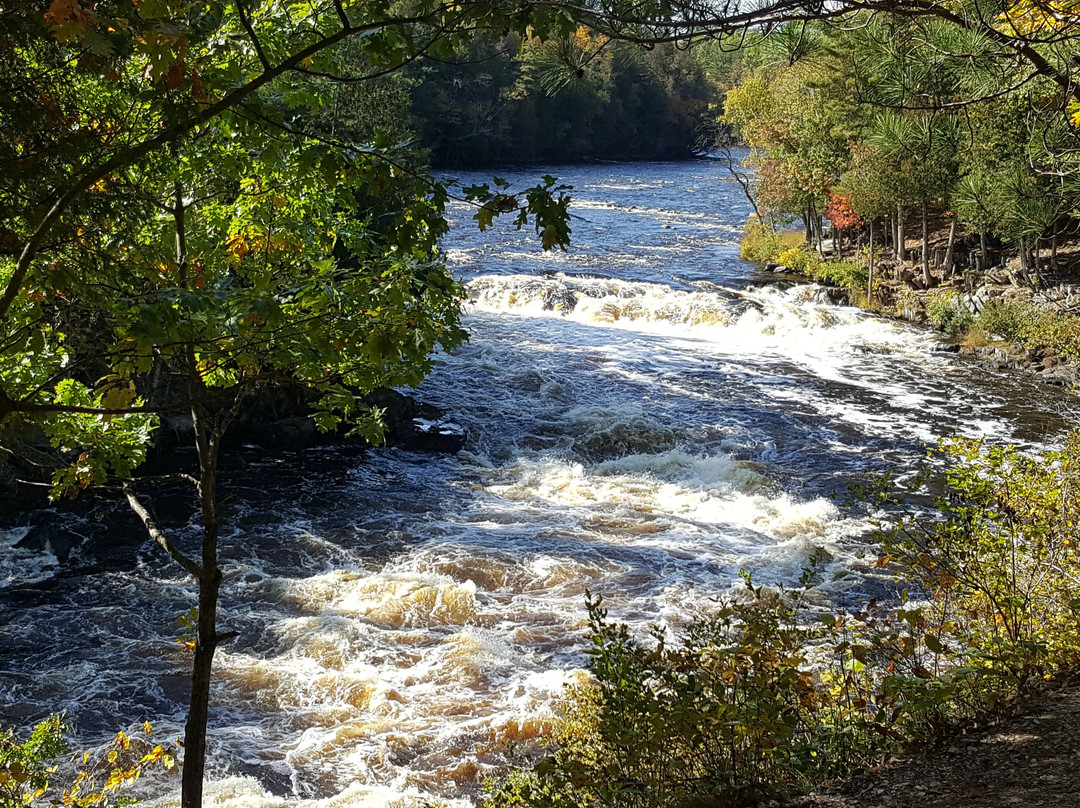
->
[517,371,545,393]
[1039,367,1077,387]
[764,262,779,272]
[812,286,849,306]
[14,516,84,563]
[408,417,468,453]
[365,387,468,452]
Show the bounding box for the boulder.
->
[14,516,84,563]
[364,388,468,452]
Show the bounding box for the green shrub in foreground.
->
[1,717,175,808]
[1,716,67,808]
[488,434,1080,808]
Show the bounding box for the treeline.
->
[721,19,1080,288]
[406,30,729,166]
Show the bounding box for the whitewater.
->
[0,160,1075,808]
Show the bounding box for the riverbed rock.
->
[365,387,468,452]
[813,286,850,306]
[14,516,84,563]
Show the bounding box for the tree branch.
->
[0,9,436,322]
[123,483,204,579]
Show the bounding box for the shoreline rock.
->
[763,264,1080,391]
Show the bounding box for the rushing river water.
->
[1,160,1078,807]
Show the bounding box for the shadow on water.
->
[1,159,1078,803]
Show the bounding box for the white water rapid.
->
[1,161,1076,808]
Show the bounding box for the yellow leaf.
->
[143,722,153,735]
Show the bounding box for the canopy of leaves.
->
[0,0,577,494]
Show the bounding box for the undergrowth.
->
[740,219,802,262]
[486,433,1080,808]
[926,290,974,336]
[973,300,1080,359]
[741,224,868,305]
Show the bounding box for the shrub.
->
[776,246,821,275]
[486,589,834,808]
[1,716,67,808]
[488,434,1080,808]
[885,434,1080,684]
[740,218,786,262]
[0,717,176,808]
[814,261,867,301]
[975,300,1080,358]
[926,290,974,336]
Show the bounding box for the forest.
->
[3,1,1080,807]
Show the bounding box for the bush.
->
[975,300,1080,358]
[886,434,1080,683]
[926,291,974,336]
[740,218,786,262]
[814,261,867,301]
[488,434,1080,808]
[0,717,176,808]
[776,246,821,274]
[1,716,67,808]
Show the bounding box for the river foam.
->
[1,160,1074,808]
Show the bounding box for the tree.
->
[1,5,575,808]
[721,25,862,246]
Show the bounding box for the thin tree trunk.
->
[181,404,222,808]
[173,175,221,808]
[868,219,875,305]
[980,232,988,271]
[721,146,763,222]
[943,216,957,279]
[897,210,907,264]
[921,204,931,287]
[1052,231,1059,272]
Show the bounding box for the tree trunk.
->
[980,232,988,271]
[943,216,957,279]
[921,205,931,288]
[174,175,223,808]
[867,219,875,305]
[1017,238,1029,283]
[1052,231,1059,272]
[181,403,223,808]
[896,210,907,264]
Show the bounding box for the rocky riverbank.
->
[763,257,1080,391]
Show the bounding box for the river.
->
[0,160,1076,808]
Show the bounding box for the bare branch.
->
[123,483,204,579]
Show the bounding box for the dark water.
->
[0,159,1075,808]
